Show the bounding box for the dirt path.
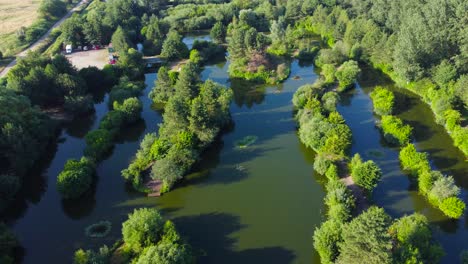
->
[0,0,88,78]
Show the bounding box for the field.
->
[0,0,41,55]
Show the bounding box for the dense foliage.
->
[380,115,412,146]
[399,144,465,218]
[74,208,193,264]
[56,157,95,199]
[349,155,382,192]
[370,87,394,115]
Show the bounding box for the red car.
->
[109,59,116,65]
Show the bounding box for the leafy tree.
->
[432,60,457,88]
[337,207,393,264]
[56,157,94,199]
[174,62,201,99]
[351,160,382,192]
[210,21,226,43]
[439,197,465,219]
[389,213,443,264]
[122,208,164,252]
[111,26,132,53]
[313,220,342,264]
[370,87,394,115]
[313,153,334,175]
[114,97,142,123]
[321,64,336,84]
[428,175,460,203]
[0,223,17,264]
[149,66,173,104]
[380,115,412,145]
[39,0,66,19]
[161,31,189,61]
[322,91,339,112]
[84,129,114,160]
[399,144,430,177]
[335,60,360,92]
[136,243,192,264]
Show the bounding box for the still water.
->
[2,35,467,263]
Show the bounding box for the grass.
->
[0,0,41,55]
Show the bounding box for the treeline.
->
[73,208,194,263]
[122,55,232,193]
[285,0,467,157]
[57,49,146,199]
[369,87,465,219]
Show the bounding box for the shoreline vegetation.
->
[293,58,443,263]
[369,86,466,219]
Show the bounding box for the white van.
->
[65,44,72,54]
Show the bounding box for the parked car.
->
[65,44,72,54]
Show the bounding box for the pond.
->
[2,35,467,263]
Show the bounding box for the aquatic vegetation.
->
[85,221,112,238]
[235,136,258,149]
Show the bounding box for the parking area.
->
[65,49,109,69]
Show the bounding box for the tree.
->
[136,243,192,264]
[351,160,382,192]
[39,0,66,19]
[56,157,94,199]
[149,66,173,104]
[174,62,200,99]
[380,115,412,145]
[428,176,460,203]
[210,22,226,43]
[111,26,132,53]
[84,129,114,160]
[335,60,360,91]
[389,213,444,264]
[0,223,17,264]
[114,97,142,123]
[337,207,393,264]
[399,144,430,177]
[439,197,465,219]
[161,31,189,61]
[122,208,164,252]
[313,220,342,264]
[370,87,394,115]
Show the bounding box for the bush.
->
[321,64,336,84]
[113,97,143,123]
[84,129,114,160]
[370,87,394,115]
[428,175,460,203]
[325,164,339,180]
[161,31,189,61]
[380,115,412,145]
[351,160,382,192]
[439,197,465,219]
[325,180,355,222]
[335,60,361,92]
[322,92,339,112]
[99,111,126,131]
[399,144,430,177]
[57,157,94,199]
[122,208,164,253]
[313,220,342,264]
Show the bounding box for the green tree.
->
[84,129,114,160]
[114,97,142,123]
[122,208,164,252]
[380,115,412,145]
[111,26,132,53]
[39,0,66,19]
[335,60,360,92]
[313,220,342,264]
[136,243,192,264]
[351,160,382,192]
[337,206,393,264]
[161,31,189,61]
[210,21,226,43]
[370,87,394,116]
[149,66,173,104]
[399,144,430,177]
[439,197,465,219]
[56,157,94,199]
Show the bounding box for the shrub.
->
[99,111,126,131]
[380,115,412,145]
[439,197,465,219]
[313,220,342,264]
[325,164,339,180]
[322,92,339,112]
[335,60,361,92]
[351,160,382,192]
[114,97,143,123]
[325,180,355,222]
[122,208,164,252]
[418,170,440,195]
[321,64,336,84]
[399,144,430,177]
[370,87,394,115]
[57,157,94,199]
[84,129,114,160]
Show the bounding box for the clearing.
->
[65,49,109,69]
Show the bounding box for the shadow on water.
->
[172,213,296,264]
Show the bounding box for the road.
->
[0,0,88,78]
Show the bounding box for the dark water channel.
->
[2,34,467,263]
